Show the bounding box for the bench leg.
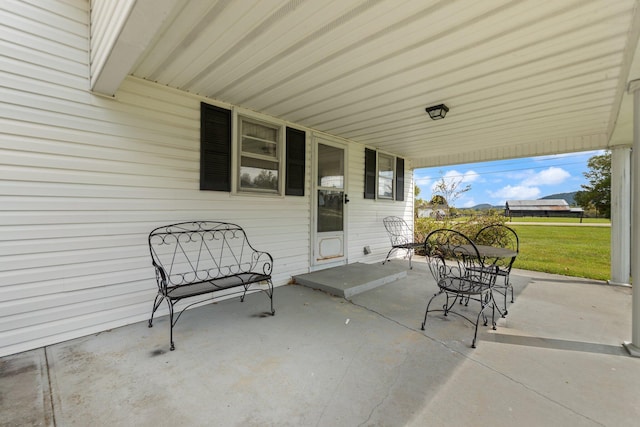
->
[167,300,176,351]
[148,293,176,351]
[241,282,276,315]
[268,280,275,315]
[148,294,165,328]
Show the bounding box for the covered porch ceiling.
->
[92,0,640,169]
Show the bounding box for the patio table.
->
[473,245,517,259]
[447,244,517,260]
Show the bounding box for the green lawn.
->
[507,217,610,224]
[510,225,610,281]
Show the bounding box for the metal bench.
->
[148,221,275,350]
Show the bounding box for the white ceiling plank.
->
[106,0,640,167]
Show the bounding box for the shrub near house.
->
[414,214,508,252]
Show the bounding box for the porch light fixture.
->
[425,104,449,120]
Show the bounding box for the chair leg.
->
[491,293,496,330]
[382,247,396,265]
[421,291,441,330]
[509,278,514,303]
[503,275,512,315]
[472,294,494,348]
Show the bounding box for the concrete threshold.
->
[292,261,408,298]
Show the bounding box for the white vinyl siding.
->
[0,0,412,357]
[346,147,415,264]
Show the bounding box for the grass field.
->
[509,224,610,281]
[506,217,610,224]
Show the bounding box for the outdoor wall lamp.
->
[425,104,449,120]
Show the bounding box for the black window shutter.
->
[395,157,405,201]
[200,103,231,191]
[364,148,376,199]
[285,127,306,196]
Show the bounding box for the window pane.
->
[243,121,277,142]
[240,156,279,192]
[317,144,344,188]
[238,117,281,194]
[241,122,278,158]
[378,154,394,199]
[318,189,343,232]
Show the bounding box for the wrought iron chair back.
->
[473,224,519,314]
[422,228,498,348]
[382,216,424,269]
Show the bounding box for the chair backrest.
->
[424,228,495,286]
[383,216,414,246]
[473,224,519,270]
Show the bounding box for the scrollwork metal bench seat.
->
[148,221,275,350]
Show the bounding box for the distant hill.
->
[467,191,579,210]
[469,203,496,210]
[540,191,578,205]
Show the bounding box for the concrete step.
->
[293,261,408,298]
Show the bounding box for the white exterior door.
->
[312,137,348,268]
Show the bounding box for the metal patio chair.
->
[421,229,499,348]
[382,216,424,269]
[474,224,519,315]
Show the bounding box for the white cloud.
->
[521,167,570,186]
[414,176,433,187]
[462,198,477,208]
[443,169,480,184]
[489,185,541,201]
[431,169,480,193]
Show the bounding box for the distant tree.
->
[254,170,278,190]
[431,173,471,216]
[429,195,447,205]
[414,185,429,217]
[575,151,611,218]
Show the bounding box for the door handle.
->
[344,194,350,204]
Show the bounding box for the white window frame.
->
[236,115,284,196]
[377,152,395,200]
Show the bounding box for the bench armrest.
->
[252,250,274,276]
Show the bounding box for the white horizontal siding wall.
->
[346,146,415,264]
[1,0,411,357]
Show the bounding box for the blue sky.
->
[414,150,604,208]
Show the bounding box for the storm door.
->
[312,138,348,268]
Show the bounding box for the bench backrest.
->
[148,221,268,286]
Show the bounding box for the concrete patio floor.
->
[2,259,638,426]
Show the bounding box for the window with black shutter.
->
[363,148,405,201]
[200,103,231,191]
[285,127,306,196]
[396,157,405,201]
[364,148,376,199]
